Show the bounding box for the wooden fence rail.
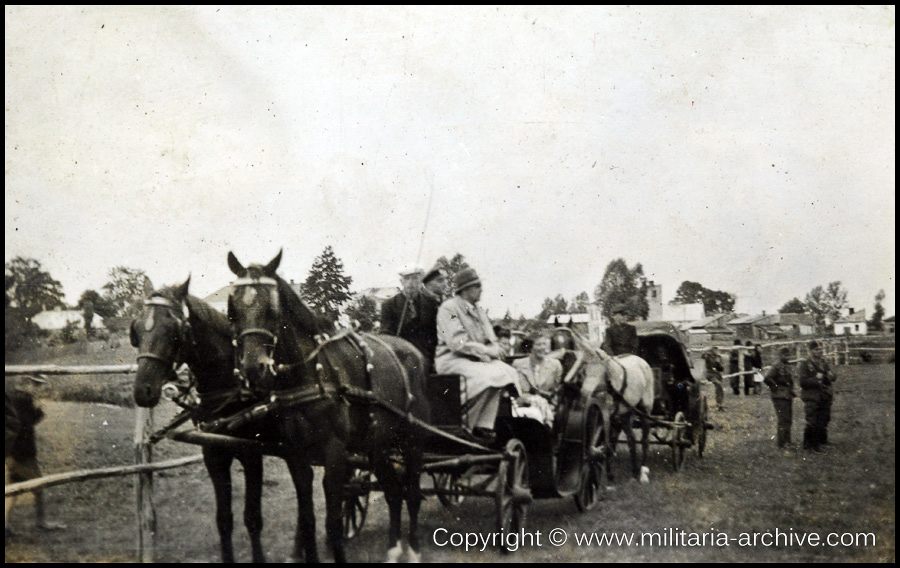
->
[5,363,192,563]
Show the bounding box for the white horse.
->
[565,331,655,484]
[601,354,655,483]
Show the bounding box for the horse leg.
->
[401,433,424,562]
[238,452,265,563]
[284,457,317,563]
[606,416,621,483]
[203,449,236,563]
[639,408,651,484]
[622,413,640,480]
[322,438,349,564]
[372,448,404,562]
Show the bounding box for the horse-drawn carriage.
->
[130,254,612,562]
[630,321,709,471]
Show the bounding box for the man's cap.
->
[454,267,481,293]
[422,266,447,285]
[398,264,424,278]
[808,340,820,349]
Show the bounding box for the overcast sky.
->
[5,6,895,320]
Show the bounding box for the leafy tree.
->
[593,259,649,322]
[77,289,117,319]
[344,295,379,332]
[672,280,736,314]
[537,297,556,323]
[5,257,66,318]
[102,267,154,319]
[300,246,353,321]
[870,289,885,332]
[804,281,848,333]
[434,253,470,294]
[778,297,807,314]
[569,291,591,314]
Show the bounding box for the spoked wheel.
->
[575,404,607,512]
[342,469,371,540]
[696,397,708,459]
[433,472,467,509]
[495,439,531,554]
[671,412,687,472]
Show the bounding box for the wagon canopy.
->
[633,321,694,384]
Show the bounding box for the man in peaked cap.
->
[434,267,520,443]
[380,265,428,364]
[601,302,639,357]
[798,340,836,454]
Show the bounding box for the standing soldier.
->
[703,346,726,412]
[798,340,836,454]
[764,347,797,449]
[728,339,743,395]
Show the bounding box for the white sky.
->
[5,6,895,320]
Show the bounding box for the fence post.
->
[134,406,156,563]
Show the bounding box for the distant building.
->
[32,308,105,331]
[683,314,739,348]
[203,279,310,314]
[834,308,867,336]
[350,286,401,314]
[645,281,704,326]
[729,312,815,341]
[546,313,590,336]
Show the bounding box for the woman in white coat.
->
[435,268,520,442]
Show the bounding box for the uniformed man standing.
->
[798,340,836,454]
[764,347,797,448]
[601,303,639,356]
[702,346,726,412]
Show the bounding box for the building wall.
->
[834,322,868,336]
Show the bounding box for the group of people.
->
[701,341,765,412]
[703,340,837,455]
[380,263,647,444]
[379,264,575,443]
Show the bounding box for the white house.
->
[834,308,867,336]
[32,309,105,330]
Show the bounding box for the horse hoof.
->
[385,544,404,563]
[639,466,650,484]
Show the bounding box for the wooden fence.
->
[5,364,199,563]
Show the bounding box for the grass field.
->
[4,340,896,563]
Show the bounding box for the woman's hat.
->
[454,267,481,293]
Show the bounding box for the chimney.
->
[762,310,766,316]
[848,307,854,315]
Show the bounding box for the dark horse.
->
[130,277,311,563]
[227,250,429,563]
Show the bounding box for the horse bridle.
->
[231,277,281,379]
[136,296,190,370]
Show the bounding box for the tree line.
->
[6,251,890,351]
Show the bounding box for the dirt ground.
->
[5,361,895,563]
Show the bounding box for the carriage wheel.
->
[671,412,687,472]
[495,439,531,554]
[342,469,371,540]
[434,472,466,509]
[575,404,607,512]
[696,397,708,459]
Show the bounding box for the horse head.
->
[227,250,320,395]
[131,276,191,407]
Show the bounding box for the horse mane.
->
[272,275,331,336]
[149,286,231,339]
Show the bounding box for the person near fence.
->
[435,267,520,443]
[798,340,836,454]
[728,339,743,395]
[764,347,797,449]
[746,341,764,395]
[5,383,66,541]
[511,333,562,427]
[702,346,726,412]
